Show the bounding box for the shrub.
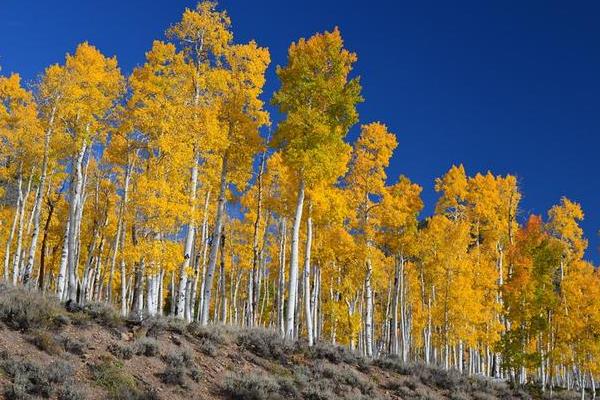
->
[144,316,186,337]
[161,364,186,386]
[276,375,300,399]
[198,337,217,356]
[57,385,85,400]
[308,342,361,365]
[301,378,337,400]
[109,342,134,360]
[4,383,28,400]
[59,335,88,356]
[384,381,416,398]
[222,372,281,400]
[414,386,446,400]
[237,328,294,361]
[28,330,62,355]
[0,285,64,331]
[189,366,202,383]
[372,355,418,375]
[426,366,462,390]
[47,360,74,384]
[90,357,138,399]
[451,390,473,400]
[302,387,336,400]
[1,357,54,398]
[134,337,159,357]
[160,349,196,387]
[83,302,122,329]
[187,322,230,344]
[313,361,373,395]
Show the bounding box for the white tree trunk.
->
[391,257,400,355]
[118,162,132,315]
[176,156,199,318]
[285,178,305,339]
[191,190,210,320]
[22,106,56,286]
[4,168,22,282]
[67,142,88,302]
[107,160,132,302]
[200,155,228,325]
[364,259,374,357]
[303,208,313,346]
[57,221,69,300]
[277,217,287,335]
[13,171,33,285]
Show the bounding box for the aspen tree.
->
[199,40,270,325]
[57,43,124,302]
[166,1,232,319]
[345,122,396,356]
[22,65,64,286]
[272,28,361,339]
[379,176,423,361]
[0,73,42,283]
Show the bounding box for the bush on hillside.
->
[237,327,294,361]
[0,285,65,331]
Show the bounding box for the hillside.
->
[0,285,577,400]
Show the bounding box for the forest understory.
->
[0,285,584,400]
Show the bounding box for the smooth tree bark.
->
[249,148,267,326]
[364,259,374,357]
[303,204,314,346]
[56,220,69,300]
[118,162,132,316]
[176,155,199,319]
[66,141,88,302]
[4,165,23,282]
[107,160,132,303]
[38,196,56,291]
[200,154,228,325]
[285,178,305,339]
[219,229,227,323]
[22,105,56,286]
[190,190,210,320]
[391,257,400,356]
[12,170,33,285]
[277,217,287,335]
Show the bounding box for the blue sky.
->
[1,0,599,262]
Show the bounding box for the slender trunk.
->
[176,155,199,318]
[399,256,409,362]
[67,141,88,302]
[57,221,69,300]
[365,259,374,357]
[249,148,267,326]
[118,162,132,315]
[107,161,131,303]
[23,105,56,286]
[13,170,33,285]
[219,229,227,323]
[191,190,210,320]
[311,264,320,341]
[277,217,287,335]
[4,167,22,281]
[131,259,145,319]
[285,178,305,339]
[38,198,55,291]
[200,154,228,325]
[303,205,313,346]
[391,257,400,355]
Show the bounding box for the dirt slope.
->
[0,286,571,400]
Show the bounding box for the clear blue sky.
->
[1,0,599,262]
